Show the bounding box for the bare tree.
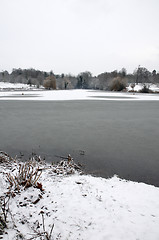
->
[43,75,56,90]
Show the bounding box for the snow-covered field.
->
[0,156,159,240]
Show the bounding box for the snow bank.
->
[1,159,159,240]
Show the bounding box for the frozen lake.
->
[0,100,159,186]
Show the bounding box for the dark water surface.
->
[0,100,159,186]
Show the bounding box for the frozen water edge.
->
[0,89,159,101]
[0,159,159,240]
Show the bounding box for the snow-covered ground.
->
[0,157,159,240]
[0,82,42,91]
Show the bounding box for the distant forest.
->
[0,67,159,91]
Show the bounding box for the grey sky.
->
[0,0,159,75]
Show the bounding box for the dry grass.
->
[6,161,43,192]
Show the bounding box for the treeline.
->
[0,67,159,90]
[0,68,47,87]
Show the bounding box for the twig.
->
[49,223,54,239]
[42,213,45,233]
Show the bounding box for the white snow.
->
[0,88,159,101]
[0,159,159,240]
[0,82,41,90]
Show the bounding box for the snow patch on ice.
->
[0,89,159,101]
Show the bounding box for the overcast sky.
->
[0,0,159,76]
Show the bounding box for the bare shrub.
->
[6,161,43,192]
[109,77,127,91]
[43,75,56,90]
[139,84,153,93]
[52,155,82,175]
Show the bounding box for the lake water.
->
[0,100,159,186]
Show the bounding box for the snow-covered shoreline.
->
[0,154,159,240]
